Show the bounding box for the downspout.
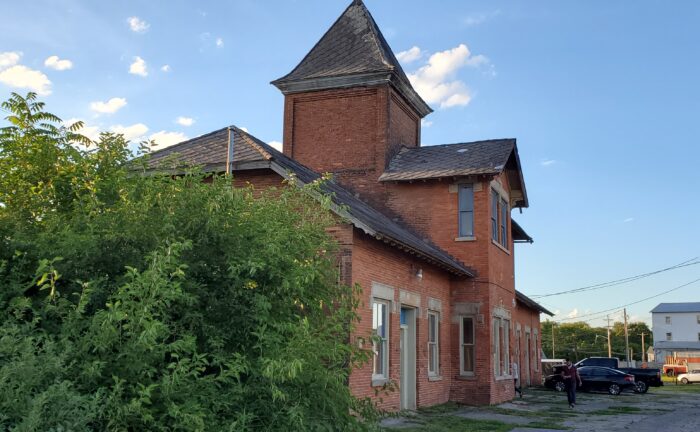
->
[226,127,234,175]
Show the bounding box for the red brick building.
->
[148,0,552,410]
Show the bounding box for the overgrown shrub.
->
[0,93,377,431]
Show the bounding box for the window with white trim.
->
[458,184,474,237]
[665,316,671,324]
[491,189,509,249]
[666,332,672,341]
[460,316,475,375]
[428,311,439,376]
[372,300,389,379]
[493,317,510,377]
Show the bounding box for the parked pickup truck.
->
[575,357,663,393]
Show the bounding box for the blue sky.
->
[2,0,699,328]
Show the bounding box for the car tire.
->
[555,381,566,392]
[634,381,648,393]
[608,383,621,395]
[681,378,689,384]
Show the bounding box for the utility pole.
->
[623,308,630,364]
[606,315,613,358]
[640,332,646,363]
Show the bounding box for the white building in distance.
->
[651,302,700,363]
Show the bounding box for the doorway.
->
[400,307,416,410]
[524,331,531,386]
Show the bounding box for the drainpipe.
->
[226,127,234,175]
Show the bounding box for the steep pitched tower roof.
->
[271,0,432,117]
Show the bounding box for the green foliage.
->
[0,93,376,431]
[542,320,652,362]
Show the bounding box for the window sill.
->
[457,374,476,380]
[371,378,389,387]
[491,239,510,255]
[495,374,513,381]
[428,375,443,382]
[455,236,476,242]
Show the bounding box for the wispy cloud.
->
[268,140,283,151]
[110,123,148,141]
[421,119,433,128]
[216,37,224,48]
[175,116,194,127]
[129,56,148,77]
[463,10,501,27]
[150,131,187,150]
[90,97,127,114]
[623,217,634,223]
[566,308,579,319]
[406,44,489,109]
[541,159,556,167]
[127,16,149,33]
[396,46,422,64]
[44,55,73,71]
[0,51,22,68]
[160,64,171,72]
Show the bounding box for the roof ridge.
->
[232,126,273,161]
[418,138,516,149]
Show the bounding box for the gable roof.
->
[271,0,431,117]
[145,126,474,277]
[651,302,700,314]
[380,139,529,208]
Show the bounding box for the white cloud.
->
[396,46,422,64]
[421,119,433,128]
[216,37,224,48]
[44,55,73,71]
[127,16,149,33]
[541,159,556,166]
[90,97,127,114]
[464,10,501,27]
[268,140,283,151]
[623,217,635,223]
[110,123,148,141]
[149,131,187,150]
[566,308,579,319]
[0,65,52,95]
[175,116,194,127]
[129,56,148,77]
[406,44,489,109]
[0,51,22,68]
[161,64,171,72]
[239,127,249,133]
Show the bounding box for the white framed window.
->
[491,189,509,250]
[372,300,390,380]
[666,316,671,324]
[499,198,508,248]
[493,317,510,377]
[491,190,499,242]
[460,316,475,375]
[666,332,672,341]
[458,184,474,237]
[428,311,439,376]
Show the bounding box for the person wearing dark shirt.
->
[560,358,583,408]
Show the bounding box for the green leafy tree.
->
[0,93,376,431]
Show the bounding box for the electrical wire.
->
[552,276,700,323]
[531,257,699,298]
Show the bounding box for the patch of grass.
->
[416,401,460,415]
[520,421,569,430]
[382,416,512,432]
[587,406,641,415]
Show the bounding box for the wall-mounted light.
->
[416,268,423,279]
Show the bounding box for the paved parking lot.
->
[381,385,700,431]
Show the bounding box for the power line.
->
[531,257,699,298]
[553,276,700,323]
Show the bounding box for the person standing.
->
[512,361,522,398]
[561,358,582,408]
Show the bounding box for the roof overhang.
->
[516,290,553,316]
[512,219,533,243]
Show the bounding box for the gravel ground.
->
[382,385,700,431]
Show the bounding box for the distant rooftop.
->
[651,302,700,313]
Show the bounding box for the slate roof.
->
[271,0,431,117]
[144,127,474,276]
[380,139,516,181]
[517,291,554,316]
[651,303,700,313]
